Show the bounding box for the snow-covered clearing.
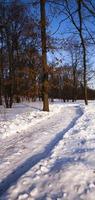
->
[0,101,95,200]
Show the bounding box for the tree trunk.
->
[82,41,88,105]
[78,0,88,105]
[40,0,49,111]
[0,32,3,105]
[5,27,14,108]
[72,65,77,102]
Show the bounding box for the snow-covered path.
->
[0,104,82,199]
[0,102,95,200]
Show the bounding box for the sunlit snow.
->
[0,100,95,200]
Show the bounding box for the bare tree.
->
[0,31,3,105]
[40,0,49,111]
[61,0,88,104]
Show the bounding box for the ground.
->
[0,100,95,200]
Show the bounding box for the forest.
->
[0,0,95,111]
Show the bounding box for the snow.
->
[0,100,95,199]
[0,101,64,139]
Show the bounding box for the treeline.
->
[48,66,95,101]
[0,1,41,107]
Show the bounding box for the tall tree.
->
[77,0,88,105]
[40,0,49,111]
[63,0,88,104]
[0,31,3,105]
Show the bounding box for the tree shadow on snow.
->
[22,103,42,111]
[49,156,85,173]
[0,106,82,198]
[49,148,95,173]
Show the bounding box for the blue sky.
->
[20,0,95,69]
[45,1,95,68]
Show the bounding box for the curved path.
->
[0,104,82,199]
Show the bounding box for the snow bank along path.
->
[0,102,95,199]
[0,102,82,199]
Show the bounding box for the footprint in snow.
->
[18,193,28,200]
[36,170,41,175]
[81,139,86,145]
[30,188,38,197]
[74,184,81,192]
[40,166,49,173]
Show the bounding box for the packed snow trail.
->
[0,104,82,199]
